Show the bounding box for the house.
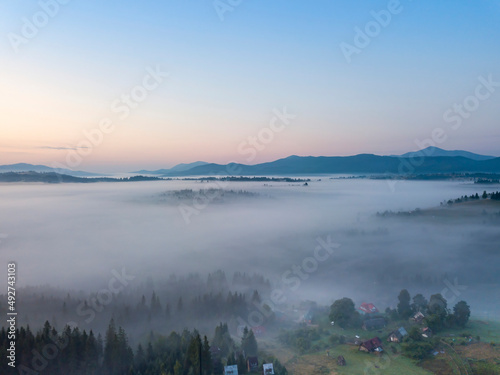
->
[359,303,379,314]
[359,337,383,353]
[247,357,259,372]
[263,363,274,374]
[387,327,408,343]
[362,318,386,331]
[421,327,433,338]
[302,308,314,324]
[224,365,238,375]
[412,311,425,323]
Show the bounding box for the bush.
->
[402,341,433,360]
[473,362,500,375]
[329,334,339,345]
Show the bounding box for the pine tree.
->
[85,330,99,373]
[227,351,237,366]
[202,335,212,375]
[173,360,183,375]
[241,328,258,357]
[237,353,248,374]
[104,319,118,374]
[453,301,470,327]
[251,290,261,304]
[397,289,412,319]
[185,333,201,374]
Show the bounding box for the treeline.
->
[159,189,260,203]
[444,190,500,205]
[329,290,470,333]
[184,177,310,182]
[0,321,287,375]
[0,271,272,340]
[387,289,471,331]
[0,171,163,183]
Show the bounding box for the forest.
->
[1,320,288,375]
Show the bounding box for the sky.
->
[1,0,499,172]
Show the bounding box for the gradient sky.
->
[1,0,499,172]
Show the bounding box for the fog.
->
[1,178,499,331]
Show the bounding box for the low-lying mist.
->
[1,178,499,330]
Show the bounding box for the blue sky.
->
[1,0,499,171]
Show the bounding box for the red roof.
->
[360,337,383,352]
[359,303,379,314]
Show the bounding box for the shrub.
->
[329,334,339,345]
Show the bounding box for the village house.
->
[387,327,408,343]
[224,364,238,375]
[421,327,433,338]
[359,302,379,314]
[412,311,425,323]
[301,308,314,324]
[359,337,383,353]
[263,363,274,374]
[247,356,259,372]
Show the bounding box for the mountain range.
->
[133,161,209,175]
[1,147,499,177]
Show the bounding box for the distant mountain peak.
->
[132,161,209,175]
[397,147,495,161]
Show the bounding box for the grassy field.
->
[262,318,500,375]
[446,319,500,343]
[263,339,432,375]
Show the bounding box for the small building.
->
[247,357,259,372]
[387,327,408,343]
[337,355,346,366]
[359,303,379,314]
[302,308,314,324]
[359,337,383,353]
[412,311,425,323]
[362,318,386,331]
[224,365,238,375]
[421,327,433,338]
[263,363,274,374]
